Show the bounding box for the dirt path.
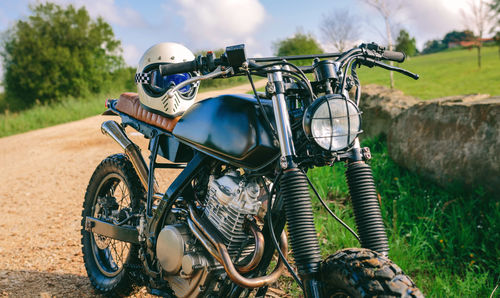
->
[0,81,266,297]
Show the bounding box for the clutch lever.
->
[373,60,419,80]
[360,57,419,80]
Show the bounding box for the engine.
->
[156,222,214,297]
[154,170,266,297]
[204,170,265,257]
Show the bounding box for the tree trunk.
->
[384,16,394,89]
[477,45,481,68]
[389,64,394,89]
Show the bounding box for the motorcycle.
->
[81,42,424,297]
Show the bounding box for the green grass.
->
[306,136,499,297]
[0,88,127,137]
[357,46,500,99]
[0,76,251,138]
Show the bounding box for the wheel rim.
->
[91,173,132,277]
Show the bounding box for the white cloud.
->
[172,0,266,51]
[395,0,472,48]
[359,0,477,49]
[122,43,141,67]
[34,0,147,28]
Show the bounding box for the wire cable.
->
[303,172,361,242]
[246,71,278,140]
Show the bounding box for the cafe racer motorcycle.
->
[81,42,424,297]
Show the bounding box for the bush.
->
[273,31,324,66]
[1,3,123,110]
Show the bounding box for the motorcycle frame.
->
[88,73,368,297]
[90,104,289,291]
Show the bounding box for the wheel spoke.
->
[84,157,142,282]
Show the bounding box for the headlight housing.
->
[303,94,362,151]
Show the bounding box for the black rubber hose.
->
[281,169,321,275]
[345,162,389,255]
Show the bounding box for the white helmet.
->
[135,42,199,117]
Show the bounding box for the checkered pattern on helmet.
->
[135,72,150,84]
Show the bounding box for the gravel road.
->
[0,81,266,297]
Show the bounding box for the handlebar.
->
[382,50,406,63]
[157,42,417,81]
[159,60,199,76]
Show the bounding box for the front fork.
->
[345,140,389,256]
[268,67,323,297]
[268,69,389,297]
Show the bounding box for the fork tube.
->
[267,67,322,297]
[267,66,295,169]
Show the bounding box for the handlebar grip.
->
[159,60,198,76]
[382,51,406,63]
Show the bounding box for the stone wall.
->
[358,85,419,139]
[387,95,499,194]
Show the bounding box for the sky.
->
[0,0,478,69]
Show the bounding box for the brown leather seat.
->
[115,93,180,132]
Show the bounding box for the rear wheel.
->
[81,154,145,295]
[321,248,423,298]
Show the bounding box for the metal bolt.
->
[362,147,372,160]
[280,156,288,169]
[266,82,276,94]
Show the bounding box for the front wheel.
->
[321,248,424,298]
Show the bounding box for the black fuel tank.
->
[172,94,279,169]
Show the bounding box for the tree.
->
[461,0,494,68]
[442,30,475,46]
[273,31,324,66]
[491,0,500,22]
[361,0,403,88]
[490,0,500,57]
[395,29,417,57]
[320,9,361,52]
[422,39,447,54]
[1,3,123,109]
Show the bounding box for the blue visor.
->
[153,72,192,93]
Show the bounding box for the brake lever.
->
[360,58,419,80]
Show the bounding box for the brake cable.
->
[249,61,315,101]
[303,173,361,242]
[351,60,362,105]
[246,71,278,140]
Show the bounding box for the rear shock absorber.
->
[280,169,322,290]
[345,161,389,255]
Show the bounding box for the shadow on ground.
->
[0,269,95,297]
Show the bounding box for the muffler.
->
[101,120,158,192]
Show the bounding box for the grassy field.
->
[0,75,248,138]
[305,136,499,297]
[357,46,500,99]
[0,88,126,138]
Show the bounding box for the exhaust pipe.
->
[101,120,158,193]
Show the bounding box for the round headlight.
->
[303,94,361,151]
